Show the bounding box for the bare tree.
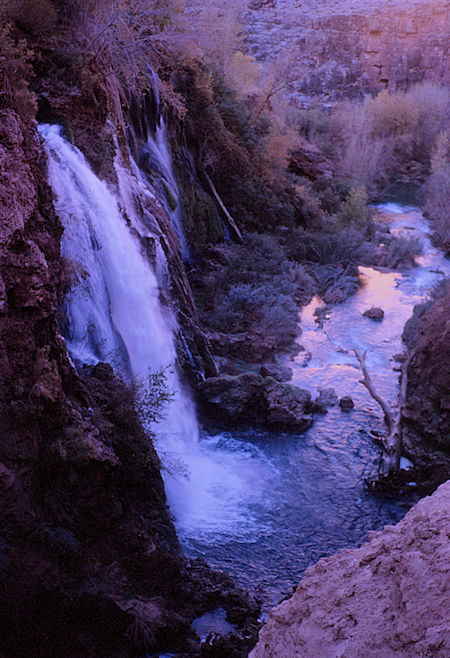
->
[354,349,411,478]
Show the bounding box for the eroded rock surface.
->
[250,479,450,658]
[402,288,450,485]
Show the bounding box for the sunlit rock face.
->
[250,479,450,658]
[189,0,449,104]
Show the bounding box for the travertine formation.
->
[250,479,450,657]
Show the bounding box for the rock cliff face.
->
[250,479,450,658]
[402,288,450,486]
[242,0,449,103]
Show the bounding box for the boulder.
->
[199,373,313,431]
[259,364,293,382]
[313,388,338,413]
[288,138,334,181]
[250,480,450,658]
[363,306,384,320]
[339,395,355,411]
[263,380,313,430]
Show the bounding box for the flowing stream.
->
[40,124,449,614]
[169,203,450,612]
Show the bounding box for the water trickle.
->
[139,117,190,260]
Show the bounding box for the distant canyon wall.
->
[242,0,450,103]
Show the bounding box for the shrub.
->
[385,234,423,269]
[332,83,450,193]
[193,232,314,356]
[285,225,373,266]
[3,0,57,35]
[0,23,37,120]
[338,186,371,226]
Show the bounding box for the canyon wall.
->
[239,0,449,103]
[250,479,450,657]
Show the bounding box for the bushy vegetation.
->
[192,233,315,355]
[385,234,423,269]
[0,22,37,120]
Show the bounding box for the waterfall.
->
[138,117,190,260]
[39,123,266,555]
[39,124,198,457]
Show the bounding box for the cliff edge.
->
[250,479,450,657]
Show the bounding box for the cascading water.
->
[134,93,190,260]
[41,121,449,614]
[39,123,198,464]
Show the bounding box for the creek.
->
[169,203,450,613]
[39,124,449,614]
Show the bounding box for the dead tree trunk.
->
[354,349,410,478]
[204,172,242,242]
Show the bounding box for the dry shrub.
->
[385,234,423,269]
[56,0,185,86]
[333,82,450,192]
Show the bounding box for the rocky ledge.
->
[402,286,450,488]
[199,372,314,432]
[250,479,450,657]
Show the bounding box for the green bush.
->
[285,225,374,266]
[193,232,315,355]
[338,186,371,226]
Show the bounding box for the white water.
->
[40,124,267,539]
[39,124,198,460]
[140,118,190,260]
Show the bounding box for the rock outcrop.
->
[250,479,450,658]
[199,373,314,431]
[402,288,450,486]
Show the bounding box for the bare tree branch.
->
[354,349,410,478]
